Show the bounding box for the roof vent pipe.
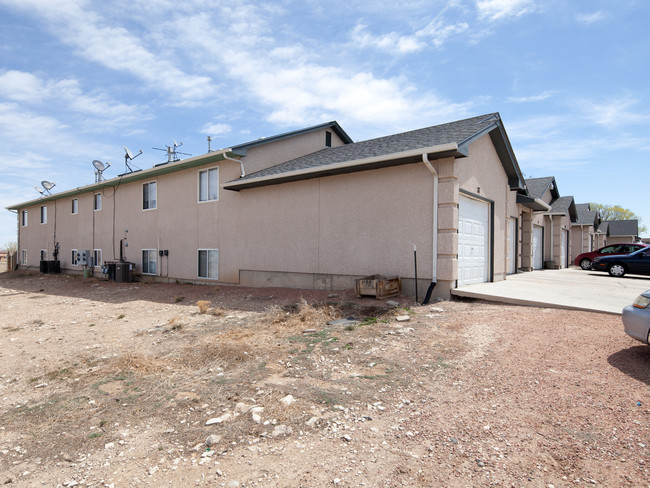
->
[421,153,438,304]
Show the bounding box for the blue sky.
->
[1,0,649,247]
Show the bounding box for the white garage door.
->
[561,229,568,268]
[458,195,489,286]
[533,225,543,270]
[507,218,516,275]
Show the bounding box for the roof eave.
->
[223,143,461,191]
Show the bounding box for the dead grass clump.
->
[210,307,226,316]
[107,353,172,375]
[267,299,340,330]
[197,300,210,313]
[178,339,256,370]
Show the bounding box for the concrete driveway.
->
[452,268,650,315]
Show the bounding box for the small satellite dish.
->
[92,160,105,171]
[41,180,54,190]
[122,145,143,174]
[92,159,111,182]
[34,185,45,196]
[124,146,134,160]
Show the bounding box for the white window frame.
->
[94,193,102,211]
[143,181,157,210]
[71,198,78,215]
[71,249,79,266]
[198,167,219,202]
[93,249,102,268]
[40,249,47,261]
[141,249,157,275]
[40,205,47,224]
[21,210,28,227]
[21,249,27,265]
[198,249,219,280]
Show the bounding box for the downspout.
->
[421,153,438,304]
[222,152,245,178]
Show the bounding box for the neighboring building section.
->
[571,203,600,264]
[596,220,639,245]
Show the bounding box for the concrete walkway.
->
[452,268,650,315]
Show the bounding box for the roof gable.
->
[525,176,559,201]
[549,195,578,221]
[604,219,638,237]
[225,113,526,191]
[573,203,600,227]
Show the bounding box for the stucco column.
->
[520,209,533,271]
[435,157,458,296]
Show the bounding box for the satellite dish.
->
[124,146,134,160]
[121,145,143,174]
[92,159,111,182]
[92,160,105,171]
[34,185,45,196]
[41,180,54,190]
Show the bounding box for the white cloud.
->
[351,24,425,54]
[576,96,649,127]
[576,11,606,25]
[201,123,232,135]
[507,91,554,103]
[476,0,535,21]
[417,19,470,48]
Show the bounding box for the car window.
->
[622,245,639,252]
[601,246,618,253]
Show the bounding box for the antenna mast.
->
[152,139,191,164]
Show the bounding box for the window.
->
[21,210,28,227]
[94,193,102,211]
[71,198,78,214]
[198,249,218,279]
[93,249,102,268]
[325,130,332,147]
[71,249,79,266]
[40,249,47,261]
[21,249,27,265]
[143,181,157,210]
[40,205,47,224]
[142,249,157,275]
[198,167,219,202]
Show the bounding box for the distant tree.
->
[4,241,17,253]
[590,203,647,234]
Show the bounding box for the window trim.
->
[141,249,158,276]
[21,210,28,227]
[71,198,78,215]
[198,167,219,203]
[142,181,157,211]
[40,205,47,224]
[93,193,102,211]
[198,248,219,280]
[40,249,47,261]
[71,249,79,266]
[93,249,102,268]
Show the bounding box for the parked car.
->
[622,290,650,345]
[574,243,647,270]
[591,247,650,277]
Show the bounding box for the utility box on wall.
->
[78,250,91,266]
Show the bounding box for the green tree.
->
[590,203,647,234]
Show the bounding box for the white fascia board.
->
[223,143,459,189]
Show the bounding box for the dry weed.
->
[197,300,210,313]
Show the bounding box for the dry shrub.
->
[178,337,255,369]
[266,299,340,330]
[197,300,210,313]
[210,307,226,316]
[107,353,173,374]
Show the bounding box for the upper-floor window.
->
[198,167,219,202]
[71,198,78,214]
[94,193,102,211]
[40,205,47,224]
[143,181,157,210]
[21,210,27,227]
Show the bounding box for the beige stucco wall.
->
[15,130,517,299]
[571,225,595,263]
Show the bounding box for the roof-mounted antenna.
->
[207,136,213,153]
[152,139,191,165]
[92,160,111,183]
[35,180,55,196]
[121,145,143,175]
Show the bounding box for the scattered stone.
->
[302,329,318,334]
[429,307,444,313]
[33,383,47,389]
[341,434,352,442]
[104,442,115,449]
[386,300,399,308]
[305,417,319,427]
[235,403,250,413]
[395,315,410,322]
[200,450,215,458]
[328,318,358,326]
[205,434,221,447]
[147,466,158,475]
[252,413,262,424]
[280,395,295,407]
[271,425,293,437]
[327,293,340,299]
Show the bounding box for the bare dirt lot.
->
[0,271,648,487]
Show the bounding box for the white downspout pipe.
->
[222,152,245,178]
[422,153,438,286]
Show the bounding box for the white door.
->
[561,229,568,268]
[507,218,516,275]
[458,195,489,286]
[533,225,543,270]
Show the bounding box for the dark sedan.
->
[574,243,647,270]
[592,247,650,277]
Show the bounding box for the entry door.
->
[533,225,543,270]
[560,229,568,268]
[458,195,489,286]
[507,218,516,274]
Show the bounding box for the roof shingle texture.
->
[236,113,501,181]
[574,203,598,226]
[550,196,574,214]
[525,177,554,200]
[606,220,638,237]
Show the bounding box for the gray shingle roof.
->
[525,177,556,200]
[605,220,638,237]
[226,113,525,191]
[573,203,599,227]
[550,196,577,221]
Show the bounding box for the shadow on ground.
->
[607,345,650,386]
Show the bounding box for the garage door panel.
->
[458,195,489,286]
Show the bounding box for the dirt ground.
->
[0,271,648,488]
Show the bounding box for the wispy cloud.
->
[507,91,554,103]
[576,11,606,25]
[351,24,425,54]
[476,0,536,21]
[576,96,649,127]
[201,123,232,136]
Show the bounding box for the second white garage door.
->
[458,195,489,286]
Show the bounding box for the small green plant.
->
[342,343,353,350]
[117,314,125,319]
[89,323,95,327]
[360,317,378,326]
[88,432,102,439]
[344,324,355,331]
[175,296,185,303]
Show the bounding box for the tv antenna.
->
[92,159,111,183]
[122,145,143,174]
[153,139,191,164]
[34,180,55,196]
